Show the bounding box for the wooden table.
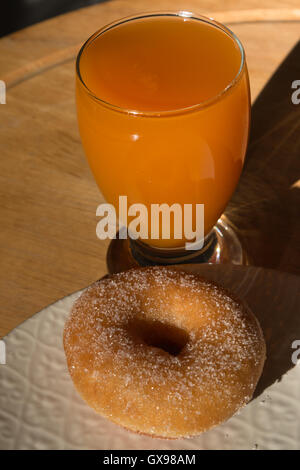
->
[0,0,299,337]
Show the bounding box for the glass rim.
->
[76,11,246,117]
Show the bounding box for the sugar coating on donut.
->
[64,266,266,439]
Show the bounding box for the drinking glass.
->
[76,11,250,272]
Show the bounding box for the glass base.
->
[106,215,248,274]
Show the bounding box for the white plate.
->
[1,265,300,450]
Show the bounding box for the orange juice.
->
[76,14,250,248]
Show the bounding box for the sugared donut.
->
[63,266,266,439]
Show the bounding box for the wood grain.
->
[0,0,299,337]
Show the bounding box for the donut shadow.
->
[127,317,189,356]
[179,264,300,399]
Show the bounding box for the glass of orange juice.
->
[76,11,250,272]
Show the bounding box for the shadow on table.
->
[1,0,108,38]
[226,40,300,276]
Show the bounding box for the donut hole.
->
[127,318,189,356]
